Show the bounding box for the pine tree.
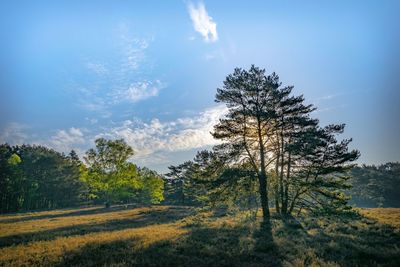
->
[212,65,282,222]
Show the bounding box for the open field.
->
[0,206,399,267]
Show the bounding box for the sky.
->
[0,0,399,173]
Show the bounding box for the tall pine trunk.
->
[282,151,291,214]
[274,150,280,213]
[279,128,285,214]
[258,119,270,222]
[258,171,270,221]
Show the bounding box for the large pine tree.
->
[215,66,360,215]
[169,65,360,220]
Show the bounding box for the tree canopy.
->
[82,138,164,207]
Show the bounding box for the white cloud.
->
[111,80,165,103]
[0,123,29,145]
[48,127,86,153]
[188,2,218,42]
[124,39,149,71]
[96,105,228,160]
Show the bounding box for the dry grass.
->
[0,206,399,266]
[0,205,180,238]
[358,208,400,228]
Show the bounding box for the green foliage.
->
[83,138,137,205]
[137,168,164,204]
[82,138,164,205]
[0,144,86,213]
[165,150,230,206]
[7,153,21,166]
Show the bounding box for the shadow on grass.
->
[0,204,145,224]
[0,206,192,248]
[276,212,400,266]
[7,208,396,266]
[56,221,282,267]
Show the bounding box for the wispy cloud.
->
[188,2,218,42]
[122,38,149,71]
[111,80,165,103]
[72,26,163,115]
[313,91,360,104]
[0,123,29,145]
[48,127,86,153]
[314,104,348,114]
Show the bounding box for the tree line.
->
[348,162,400,208]
[0,145,85,213]
[0,139,164,213]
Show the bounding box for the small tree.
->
[83,138,139,207]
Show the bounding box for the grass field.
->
[0,206,399,267]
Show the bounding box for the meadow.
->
[0,205,399,267]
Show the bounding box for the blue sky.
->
[0,0,399,172]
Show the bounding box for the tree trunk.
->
[258,171,270,221]
[282,151,291,214]
[274,149,280,213]
[257,119,270,222]
[279,129,285,213]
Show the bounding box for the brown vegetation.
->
[0,206,399,266]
